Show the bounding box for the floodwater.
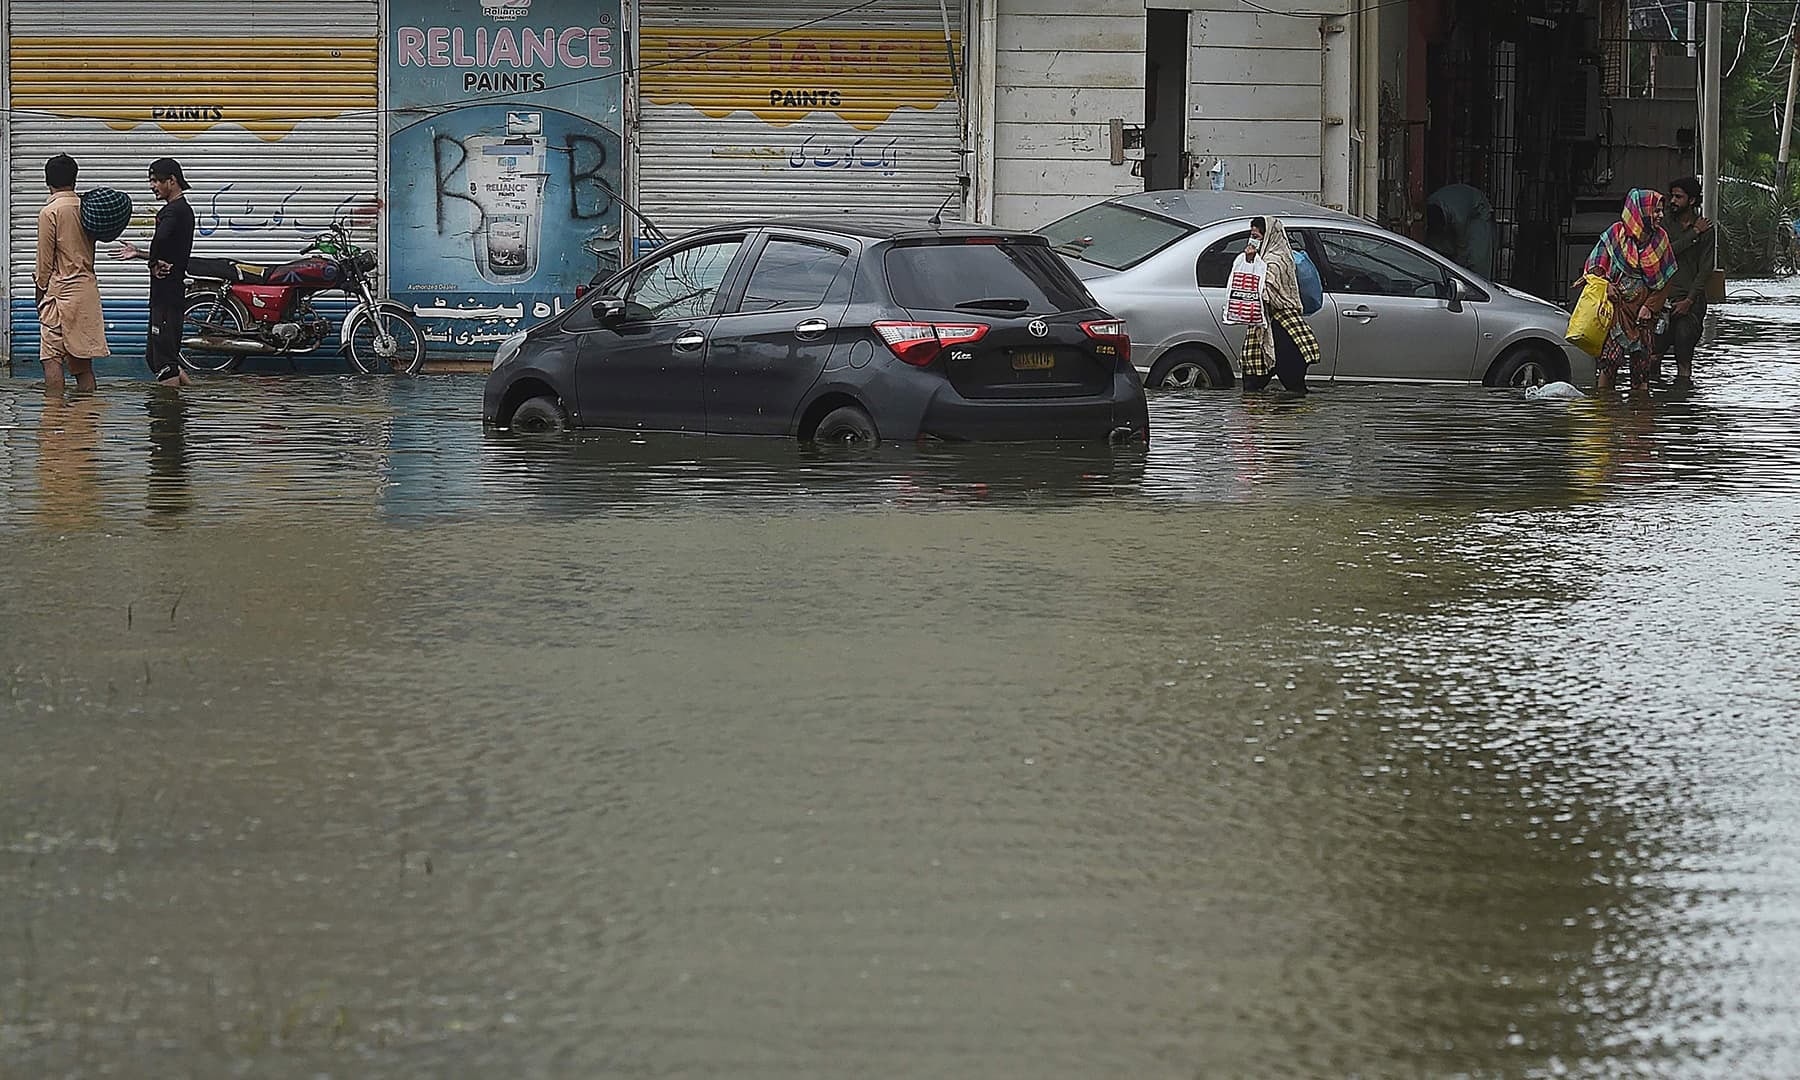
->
[3,287,1799,1079]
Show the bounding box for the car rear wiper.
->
[955,297,1031,312]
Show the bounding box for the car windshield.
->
[1038,203,1196,270]
[885,241,1094,314]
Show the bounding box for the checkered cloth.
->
[1240,307,1322,376]
[79,188,133,243]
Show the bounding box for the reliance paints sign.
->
[394,24,617,94]
[388,0,624,352]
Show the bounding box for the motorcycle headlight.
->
[493,331,528,370]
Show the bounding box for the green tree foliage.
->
[1715,3,1800,272]
[1720,2,1793,182]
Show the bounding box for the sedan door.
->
[1310,229,1480,382]
[572,235,748,432]
[1193,227,1341,378]
[702,234,855,435]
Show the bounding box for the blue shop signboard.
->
[388,0,625,353]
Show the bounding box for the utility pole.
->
[1780,23,1800,192]
[1701,0,1722,271]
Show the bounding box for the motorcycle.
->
[178,219,426,375]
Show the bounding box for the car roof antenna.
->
[928,190,958,228]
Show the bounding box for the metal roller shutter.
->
[635,0,967,241]
[5,0,379,362]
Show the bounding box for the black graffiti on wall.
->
[428,131,618,236]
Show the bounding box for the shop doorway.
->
[1144,9,1190,191]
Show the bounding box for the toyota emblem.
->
[1027,319,1049,338]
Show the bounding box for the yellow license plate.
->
[1011,351,1055,371]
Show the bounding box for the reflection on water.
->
[3,285,1800,1077]
[144,389,192,519]
[0,376,1774,524]
[31,396,104,531]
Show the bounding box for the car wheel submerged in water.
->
[1490,347,1561,388]
[510,395,567,434]
[1146,347,1231,391]
[811,405,878,447]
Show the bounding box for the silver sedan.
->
[1038,191,1595,390]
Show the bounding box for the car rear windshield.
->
[884,240,1095,314]
[1039,203,1196,270]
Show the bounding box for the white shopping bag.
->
[1223,254,1266,326]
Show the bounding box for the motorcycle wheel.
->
[180,295,246,374]
[347,303,426,376]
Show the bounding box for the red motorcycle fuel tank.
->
[229,284,299,325]
[263,256,341,287]
[226,257,339,324]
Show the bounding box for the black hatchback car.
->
[482,219,1149,445]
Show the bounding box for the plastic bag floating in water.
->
[1523,381,1585,401]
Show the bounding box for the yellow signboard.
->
[8,37,378,141]
[640,27,958,132]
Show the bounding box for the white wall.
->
[982,0,1146,229]
[974,0,1357,228]
[1185,0,1331,202]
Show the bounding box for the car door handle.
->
[1343,306,1379,321]
[795,319,830,340]
[673,330,707,352]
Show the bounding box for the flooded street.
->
[4,287,1800,1078]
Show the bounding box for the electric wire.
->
[1728,0,1753,78]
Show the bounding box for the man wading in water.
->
[34,154,109,398]
[1658,176,1713,394]
[114,158,194,387]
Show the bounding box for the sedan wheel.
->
[1162,363,1208,389]
[1496,351,1557,388]
[1148,349,1231,391]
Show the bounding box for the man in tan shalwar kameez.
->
[35,154,109,397]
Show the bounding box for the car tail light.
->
[574,284,590,300]
[873,321,990,366]
[1081,319,1131,365]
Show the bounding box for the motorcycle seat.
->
[187,256,271,284]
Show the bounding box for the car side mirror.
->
[567,295,627,332]
[1446,278,1465,313]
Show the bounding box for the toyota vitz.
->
[483,220,1150,445]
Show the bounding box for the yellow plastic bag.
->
[1566,274,1613,357]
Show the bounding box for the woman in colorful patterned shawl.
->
[1240,217,1321,394]
[1584,188,1677,395]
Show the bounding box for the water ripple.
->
[3,282,1800,1077]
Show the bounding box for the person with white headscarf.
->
[1239,216,1321,394]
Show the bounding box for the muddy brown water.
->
[4,287,1800,1078]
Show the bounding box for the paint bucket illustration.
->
[466,120,548,284]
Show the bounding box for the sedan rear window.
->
[1039,203,1196,270]
[884,241,1095,315]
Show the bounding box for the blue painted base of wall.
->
[9,298,364,376]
